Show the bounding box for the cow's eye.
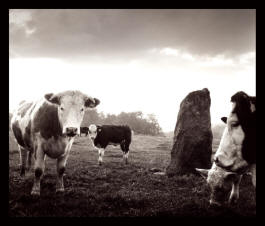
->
[60,107,64,111]
[81,108,84,112]
[231,122,239,127]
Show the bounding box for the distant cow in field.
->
[196,91,256,206]
[10,90,100,195]
[88,124,132,165]
[80,126,89,136]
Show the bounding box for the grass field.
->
[9,131,256,217]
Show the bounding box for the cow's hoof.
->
[20,168,26,177]
[31,190,40,196]
[56,188,65,193]
[228,196,238,205]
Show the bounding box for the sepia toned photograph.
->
[9,9,256,217]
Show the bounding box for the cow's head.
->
[214,91,255,173]
[196,165,237,206]
[196,91,256,206]
[44,91,100,137]
[88,124,102,141]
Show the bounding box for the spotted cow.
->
[196,91,256,206]
[88,124,132,165]
[10,90,100,195]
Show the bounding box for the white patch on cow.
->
[250,102,256,112]
[88,124,98,139]
[124,152,129,160]
[11,101,33,139]
[98,148,105,163]
[214,103,248,172]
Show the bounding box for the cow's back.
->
[99,125,132,143]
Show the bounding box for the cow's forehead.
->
[208,166,227,184]
[227,103,239,121]
[60,92,85,106]
[89,124,97,132]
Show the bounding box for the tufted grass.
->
[9,132,255,217]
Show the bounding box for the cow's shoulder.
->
[32,100,62,139]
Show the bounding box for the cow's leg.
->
[122,141,130,164]
[31,146,45,196]
[27,151,33,171]
[228,174,242,204]
[123,151,129,164]
[19,146,28,177]
[98,148,105,166]
[56,154,69,193]
[250,164,256,188]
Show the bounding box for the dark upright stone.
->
[166,88,212,176]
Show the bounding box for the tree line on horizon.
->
[8,110,163,136]
[81,110,163,136]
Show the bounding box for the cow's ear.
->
[221,117,227,124]
[97,125,102,132]
[45,93,60,105]
[85,97,100,108]
[195,168,209,179]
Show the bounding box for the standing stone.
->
[166,88,212,176]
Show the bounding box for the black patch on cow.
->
[33,101,62,139]
[35,168,43,178]
[24,120,32,149]
[85,97,100,108]
[45,93,61,105]
[93,125,132,152]
[12,121,25,147]
[231,91,256,164]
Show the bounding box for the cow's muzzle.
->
[66,127,78,137]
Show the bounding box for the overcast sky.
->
[9,9,256,132]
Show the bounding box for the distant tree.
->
[81,109,100,127]
[81,109,162,136]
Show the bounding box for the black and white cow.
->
[196,91,256,206]
[88,124,132,165]
[80,126,89,136]
[11,90,100,195]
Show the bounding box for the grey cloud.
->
[9,9,256,62]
